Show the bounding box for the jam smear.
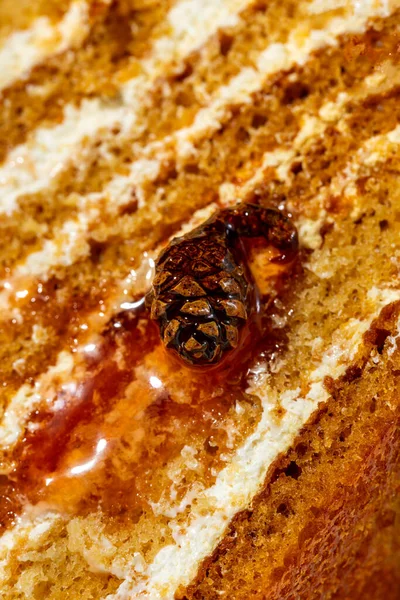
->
[0,304,267,532]
[0,210,298,534]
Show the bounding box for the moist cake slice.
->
[0,1,400,599]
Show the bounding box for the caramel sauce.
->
[0,301,268,533]
[0,276,110,395]
[0,234,297,535]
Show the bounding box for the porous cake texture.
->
[0,1,399,599]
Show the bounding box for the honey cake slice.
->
[0,1,400,599]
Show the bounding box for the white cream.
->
[0,1,93,91]
[164,0,247,58]
[308,0,391,15]
[17,216,93,278]
[0,351,74,449]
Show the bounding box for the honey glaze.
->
[0,302,270,534]
[0,210,299,536]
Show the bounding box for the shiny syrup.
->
[0,240,296,533]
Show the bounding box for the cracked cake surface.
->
[0,1,400,599]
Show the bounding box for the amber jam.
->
[0,305,260,532]
[0,216,298,534]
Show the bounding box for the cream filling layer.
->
[0,1,94,91]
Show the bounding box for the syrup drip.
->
[0,235,297,533]
[0,301,269,532]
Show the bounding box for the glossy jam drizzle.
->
[146,203,298,366]
[0,301,269,533]
[0,208,298,536]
